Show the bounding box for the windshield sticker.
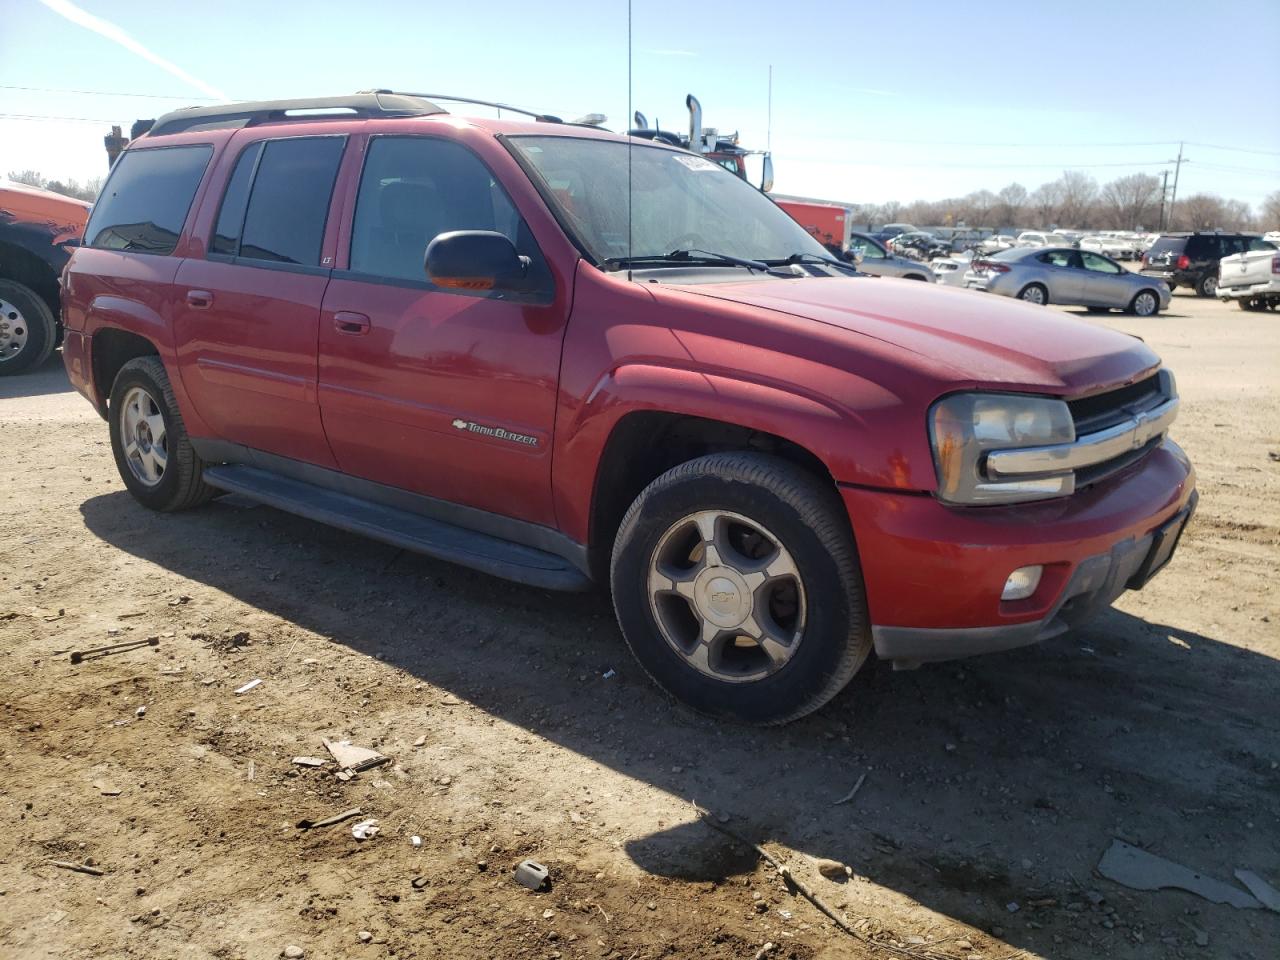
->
[672,155,718,172]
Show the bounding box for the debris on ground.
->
[1097,839,1263,909]
[69,636,159,664]
[602,669,616,679]
[832,772,867,806]
[233,678,262,695]
[296,807,363,830]
[323,738,389,775]
[46,859,105,876]
[1234,869,1280,913]
[93,781,121,796]
[291,756,327,767]
[351,818,380,840]
[813,857,852,881]
[410,835,422,848]
[281,946,304,959]
[514,859,550,891]
[357,931,372,943]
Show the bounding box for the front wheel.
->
[109,356,216,511]
[1019,283,1048,306]
[0,280,57,376]
[1129,289,1161,317]
[610,452,872,725]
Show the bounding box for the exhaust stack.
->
[686,94,703,152]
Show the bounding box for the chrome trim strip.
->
[986,397,1179,477]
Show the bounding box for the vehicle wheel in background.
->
[1018,283,1048,305]
[1129,290,1161,317]
[1166,283,1177,292]
[0,280,57,376]
[1085,306,1110,313]
[610,452,872,725]
[905,274,929,282]
[1238,297,1263,311]
[1196,274,1218,297]
[108,356,216,512]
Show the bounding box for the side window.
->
[349,136,535,285]
[237,137,345,265]
[1248,237,1275,252]
[850,236,885,259]
[1081,251,1121,274]
[1039,250,1073,268]
[85,145,212,255]
[210,142,262,256]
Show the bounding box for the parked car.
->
[965,247,1169,315]
[63,93,1196,725]
[889,231,950,261]
[848,232,935,281]
[931,255,970,287]
[0,181,92,374]
[1080,235,1137,261]
[1217,241,1280,311]
[1015,231,1054,248]
[1264,231,1280,246]
[1140,232,1271,297]
[978,234,1017,254]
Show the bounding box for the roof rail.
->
[359,89,563,124]
[147,93,446,137]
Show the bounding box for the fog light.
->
[1001,565,1043,601]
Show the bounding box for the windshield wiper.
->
[764,252,860,273]
[604,248,788,275]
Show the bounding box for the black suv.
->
[1141,232,1274,297]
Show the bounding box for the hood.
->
[665,275,1160,394]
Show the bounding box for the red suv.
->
[63,93,1197,724]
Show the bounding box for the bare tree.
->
[6,169,46,188]
[1029,181,1062,228]
[1100,173,1162,230]
[1261,190,1280,231]
[961,189,998,228]
[1174,193,1230,231]
[994,182,1027,230]
[1053,171,1099,228]
[5,170,102,202]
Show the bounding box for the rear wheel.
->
[1085,306,1110,313]
[1129,289,1161,317]
[1238,297,1263,311]
[109,356,216,511]
[1195,273,1218,298]
[1019,283,1048,305]
[610,452,872,725]
[0,280,57,376]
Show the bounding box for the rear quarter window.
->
[85,145,213,255]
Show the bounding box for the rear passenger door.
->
[316,134,566,527]
[173,135,345,467]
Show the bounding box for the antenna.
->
[627,0,633,279]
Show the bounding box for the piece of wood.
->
[832,773,867,806]
[297,807,363,830]
[46,859,104,876]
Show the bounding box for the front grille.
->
[1068,373,1170,488]
[1068,373,1164,435]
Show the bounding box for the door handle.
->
[334,311,371,335]
[186,290,213,309]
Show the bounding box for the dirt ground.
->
[2,289,1277,960]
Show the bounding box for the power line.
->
[1184,141,1280,157]
[0,113,127,124]
[0,84,218,101]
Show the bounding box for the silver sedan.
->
[963,246,1170,316]
[847,232,935,282]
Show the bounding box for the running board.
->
[202,464,591,592]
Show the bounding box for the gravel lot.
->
[2,288,1277,960]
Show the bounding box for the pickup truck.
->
[62,93,1197,725]
[1217,245,1280,311]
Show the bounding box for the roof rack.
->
[359,89,563,124]
[147,93,446,137]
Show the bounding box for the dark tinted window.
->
[1185,236,1216,257]
[210,142,262,256]
[350,136,529,283]
[238,137,345,265]
[85,145,212,255]
[1247,237,1276,252]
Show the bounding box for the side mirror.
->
[424,230,530,292]
[760,155,774,194]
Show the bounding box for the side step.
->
[202,464,591,592]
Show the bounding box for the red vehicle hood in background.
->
[666,276,1161,395]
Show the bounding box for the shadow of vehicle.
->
[0,352,72,399]
[78,491,1280,958]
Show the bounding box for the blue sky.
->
[3,0,1278,208]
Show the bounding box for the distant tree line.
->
[855,172,1280,234]
[6,169,104,203]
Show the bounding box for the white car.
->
[1015,231,1055,248]
[931,254,971,287]
[1081,235,1137,260]
[1264,231,1280,246]
[978,234,1016,253]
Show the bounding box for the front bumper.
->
[839,441,1196,664]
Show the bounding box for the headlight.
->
[930,393,1075,504]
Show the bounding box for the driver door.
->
[1079,251,1131,306]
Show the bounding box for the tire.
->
[1018,283,1048,306]
[610,452,872,725]
[1085,306,1110,313]
[1129,289,1161,317]
[1195,273,1218,298]
[108,356,216,511]
[0,280,57,376]
[904,274,929,282]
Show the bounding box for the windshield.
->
[507,136,829,265]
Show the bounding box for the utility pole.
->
[1168,142,1187,229]
[1158,170,1170,231]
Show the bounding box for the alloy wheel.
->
[1133,291,1158,316]
[647,510,806,683]
[120,386,169,487]
[0,297,29,362]
[1020,285,1046,305]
